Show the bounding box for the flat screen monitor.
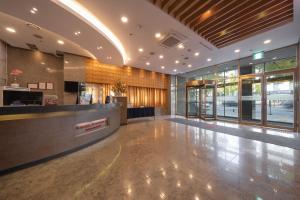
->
[64,81,79,93]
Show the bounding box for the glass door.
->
[265,72,294,128]
[200,85,216,119]
[187,87,200,117]
[240,76,262,124]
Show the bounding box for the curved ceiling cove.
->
[52,0,128,65]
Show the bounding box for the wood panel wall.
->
[85,59,170,89]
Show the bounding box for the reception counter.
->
[0,103,120,174]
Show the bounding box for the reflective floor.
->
[1,117,300,200]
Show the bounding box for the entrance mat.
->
[166,118,300,150]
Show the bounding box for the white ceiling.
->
[0,0,299,75]
[0,0,123,65]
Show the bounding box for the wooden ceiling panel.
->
[206,0,292,39]
[151,0,294,48]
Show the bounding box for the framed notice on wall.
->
[46,82,53,90]
[27,83,38,89]
[38,82,46,90]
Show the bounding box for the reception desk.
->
[0,103,120,174]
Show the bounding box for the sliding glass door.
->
[187,87,199,117]
[240,75,262,124]
[265,72,294,128]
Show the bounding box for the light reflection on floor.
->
[0,117,299,199]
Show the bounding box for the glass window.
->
[216,64,238,119]
[265,57,296,72]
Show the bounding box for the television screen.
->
[64,81,79,93]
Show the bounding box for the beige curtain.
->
[127,86,167,107]
[87,83,167,107]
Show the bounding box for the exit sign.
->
[253,51,264,60]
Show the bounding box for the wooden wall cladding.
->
[85,59,170,89]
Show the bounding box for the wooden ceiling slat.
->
[193,0,254,32]
[175,0,209,22]
[215,14,293,47]
[182,0,222,24]
[189,0,237,28]
[161,0,171,9]
[217,18,293,48]
[206,1,292,41]
[167,0,184,14]
[210,10,293,45]
[150,0,294,48]
[198,0,277,35]
[173,0,196,18]
[211,9,293,45]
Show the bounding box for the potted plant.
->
[10,69,23,88]
[112,80,127,96]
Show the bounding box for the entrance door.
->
[240,75,263,124]
[200,85,216,119]
[186,87,200,117]
[265,72,295,128]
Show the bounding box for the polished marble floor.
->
[1,117,300,200]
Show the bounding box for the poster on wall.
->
[27,83,38,89]
[38,82,46,90]
[46,82,53,90]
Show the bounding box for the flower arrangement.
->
[10,69,23,87]
[10,69,23,76]
[112,80,127,96]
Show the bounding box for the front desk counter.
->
[0,103,120,174]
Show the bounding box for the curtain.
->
[127,86,167,107]
[86,83,167,107]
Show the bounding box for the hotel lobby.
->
[0,0,300,199]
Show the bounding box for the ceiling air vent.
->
[159,30,187,49]
[26,43,38,51]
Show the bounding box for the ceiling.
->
[0,11,92,58]
[0,0,123,65]
[151,0,294,48]
[0,0,299,75]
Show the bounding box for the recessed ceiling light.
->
[249,62,253,65]
[41,62,45,65]
[97,46,103,50]
[175,60,179,64]
[107,56,112,60]
[65,60,69,64]
[5,27,16,33]
[155,32,161,38]
[207,58,212,62]
[159,54,164,59]
[264,39,271,44]
[74,31,81,36]
[188,64,192,68]
[30,7,38,14]
[121,16,128,23]
[178,43,184,49]
[173,69,177,72]
[234,49,240,53]
[57,40,64,45]
[54,0,127,64]
[127,57,131,61]
[146,62,150,65]
[194,52,199,56]
[138,48,144,52]
[161,66,165,69]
